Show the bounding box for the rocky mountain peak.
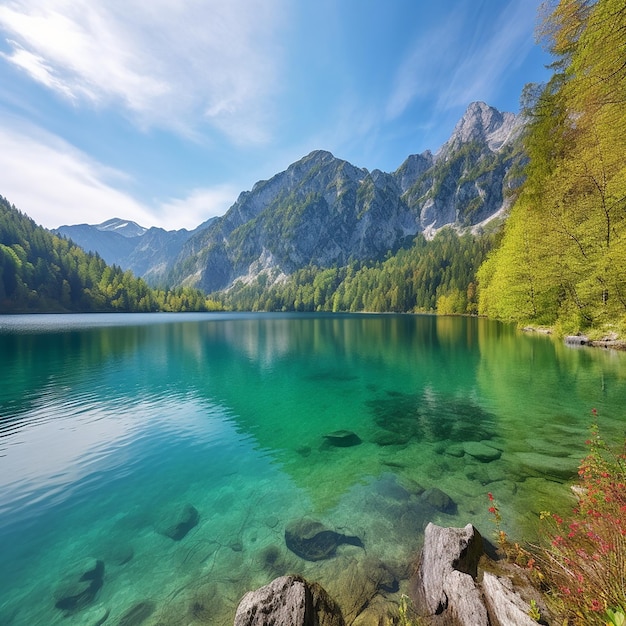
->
[440,101,520,154]
[96,218,147,238]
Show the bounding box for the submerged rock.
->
[157,503,199,541]
[116,600,155,626]
[54,558,105,613]
[515,452,578,480]
[422,487,457,514]
[285,518,364,561]
[462,441,501,462]
[234,575,344,626]
[323,430,362,447]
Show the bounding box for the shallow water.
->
[1,313,625,625]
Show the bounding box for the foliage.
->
[397,594,424,626]
[538,413,626,625]
[478,0,626,335]
[0,196,220,313]
[212,228,498,314]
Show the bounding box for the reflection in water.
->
[0,313,625,625]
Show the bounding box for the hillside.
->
[0,197,217,313]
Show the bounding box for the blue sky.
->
[0,0,551,231]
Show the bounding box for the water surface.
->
[1,313,625,625]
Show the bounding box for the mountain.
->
[57,102,523,293]
[167,101,524,293]
[55,217,217,285]
[96,218,148,237]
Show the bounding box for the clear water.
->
[1,313,625,625]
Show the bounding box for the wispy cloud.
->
[0,117,233,230]
[385,16,465,121]
[386,0,537,120]
[158,186,238,229]
[436,0,538,111]
[0,0,287,143]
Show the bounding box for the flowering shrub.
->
[538,411,626,625]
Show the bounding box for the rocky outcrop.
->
[410,522,551,626]
[234,521,551,626]
[233,575,344,626]
[411,523,485,625]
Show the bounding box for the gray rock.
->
[411,523,486,625]
[463,441,502,462]
[482,572,540,626]
[234,575,344,626]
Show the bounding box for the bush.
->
[539,411,626,624]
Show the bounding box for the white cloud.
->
[0,0,287,143]
[0,117,234,231]
[158,185,238,229]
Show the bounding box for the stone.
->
[102,542,134,566]
[325,558,399,623]
[158,503,199,541]
[373,474,411,501]
[411,523,486,625]
[515,452,578,480]
[322,430,362,447]
[463,441,501,462]
[445,443,465,457]
[233,575,344,626]
[116,600,155,626]
[53,558,105,613]
[482,572,540,626]
[285,518,364,561]
[422,487,457,514]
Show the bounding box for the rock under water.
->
[285,518,364,561]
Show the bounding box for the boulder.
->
[411,523,487,626]
[285,518,364,561]
[324,557,399,624]
[482,572,542,626]
[53,558,105,613]
[158,503,199,541]
[463,441,502,462]
[422,487,457,514]
[323,430,362,447]
[515,452,578,480]
[116,600,155,626]
[234,575,344,626]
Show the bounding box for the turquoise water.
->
[1,313,625,625]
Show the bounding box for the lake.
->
[1,312,625,625]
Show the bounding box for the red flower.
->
[488,506,497,514]
[488,492,494,501]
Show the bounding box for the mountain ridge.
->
[56,101,524,292]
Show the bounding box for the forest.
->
[0,196,221,313]
[211,227,499,314]
[478,0,626,336]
